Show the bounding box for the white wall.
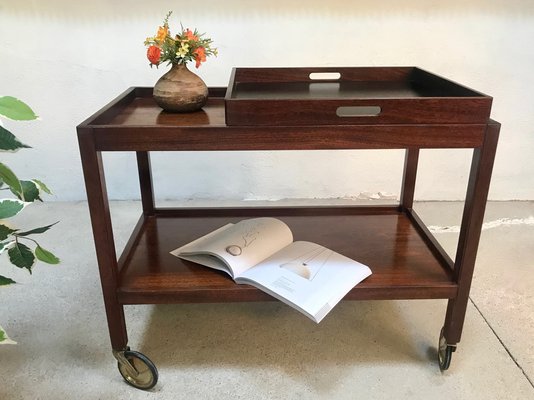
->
[1,1,533,201]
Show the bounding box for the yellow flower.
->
[176,43,190,58]
[155,25,168,43]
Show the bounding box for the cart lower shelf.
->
[117,206,457,304]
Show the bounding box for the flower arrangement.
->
[144,11,217,68]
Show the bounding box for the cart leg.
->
[441,122,500,364]
[78,129,128,350]
[400,147,420,211]
[136,151,155,215]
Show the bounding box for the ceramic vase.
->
[153,63,208,112]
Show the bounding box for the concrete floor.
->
[1,201,533,399]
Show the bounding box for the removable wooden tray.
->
[224,67,492,126]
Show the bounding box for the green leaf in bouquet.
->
[0,275,16,286]
[0,162,22,197]
[35,245,60,264]
[0,96,38,121]
[0,223,17,240]
[0,126,31,152]
[16,222,58,237]
[0,199,26,219]
[8,242,35,272]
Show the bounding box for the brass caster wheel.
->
[115,350,158,390]
[438,328,456,371]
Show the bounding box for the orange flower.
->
[147,45,161,65]
[193,46,206,68]
[184,28,198,41]
[155,25,168,42]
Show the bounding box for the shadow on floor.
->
[137,300,442,377]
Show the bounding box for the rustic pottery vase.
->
[153,63,208,112]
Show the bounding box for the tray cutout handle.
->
[336,106,381,117]
[309,72,341,80]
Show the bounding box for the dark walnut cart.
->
[78,67,499,390]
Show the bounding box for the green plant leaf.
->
[35,245,60,264]
[8,242,35,272]
[0,240,14,255]
[12,180,40,202]
[0,162,22,197]
[0,199,26,219]
[32,179,52,195]
[16,222,58,237]
[0,223,17,240]
[0,96,38,121]
[0,275,16,286]
[0,325,16,345]
[0,126,31,152]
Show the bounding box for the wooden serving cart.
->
[78,67,499,389]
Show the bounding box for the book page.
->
[171,218,293,278]
[236,241,372,322]
[170,223,234,275]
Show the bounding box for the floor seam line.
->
[469,296,534,390]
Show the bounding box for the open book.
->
[170,217,372,323]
